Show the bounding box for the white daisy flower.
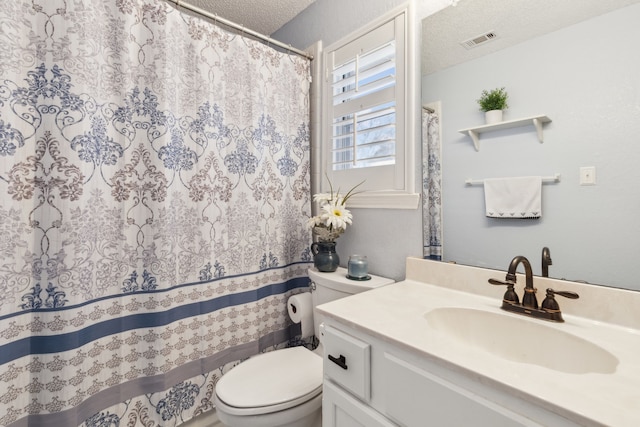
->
[320,201,353,231]
[313,193,332,204]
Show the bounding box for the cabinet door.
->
[383,353,542,427]
[323,380,398,427]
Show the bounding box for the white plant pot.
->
[485,110,503,124]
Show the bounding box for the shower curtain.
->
[0,1,312,426]
[422,108,442,260]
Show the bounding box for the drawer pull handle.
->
[328,354,348,370]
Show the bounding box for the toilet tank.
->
[308,267,394,338]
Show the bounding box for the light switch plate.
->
[580,166,596,185]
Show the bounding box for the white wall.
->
[422,4,640,289]
[274,0,450,281]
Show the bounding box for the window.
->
[321,5,419,209]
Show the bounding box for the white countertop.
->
[317,271,640,426]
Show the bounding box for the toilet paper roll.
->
[287,292,314,339]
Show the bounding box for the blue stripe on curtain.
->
[0,265,311,324]
[1,274,309,365]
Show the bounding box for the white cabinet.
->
[321,320,583,427]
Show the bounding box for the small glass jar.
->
[347,255,368,279]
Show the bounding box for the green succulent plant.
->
[477,87,509,112]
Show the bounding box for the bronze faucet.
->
[542,247,552,277]
[489,255,579,322]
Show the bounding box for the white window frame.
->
[319,3,419,209]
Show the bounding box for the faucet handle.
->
[546,288,579,299]
[541,288,579,311]
[488,278,520,304]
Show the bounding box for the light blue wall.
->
[423,4,640,289]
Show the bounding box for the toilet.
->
[213,266,394,427]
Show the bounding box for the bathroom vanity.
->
[317,257,640,427]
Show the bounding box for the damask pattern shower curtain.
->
[0,1,312,426]
[422,108,442,260]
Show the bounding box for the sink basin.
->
[424,307,618,374]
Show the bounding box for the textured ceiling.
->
[422,0,640,75]
[176,0,639,71]
[182,0,316,36]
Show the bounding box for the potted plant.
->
[477,87,509,124]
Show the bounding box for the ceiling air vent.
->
[460,31,498,50]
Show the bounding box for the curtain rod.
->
[166,0,314,60]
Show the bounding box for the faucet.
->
[489,255,579,322]
[542,247,552,277]
[506,255,538,309]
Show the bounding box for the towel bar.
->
[465,173,561,186]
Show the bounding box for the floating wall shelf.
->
[458,115,552,151]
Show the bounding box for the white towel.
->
[484,176,542,219]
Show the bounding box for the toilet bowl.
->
[213,267,394,427]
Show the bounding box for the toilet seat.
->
[215,346,323,416]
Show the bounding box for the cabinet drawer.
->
[322,325,371,401]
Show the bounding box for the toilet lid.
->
[216,347,323,411]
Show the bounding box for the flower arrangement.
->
[308,179,363,242]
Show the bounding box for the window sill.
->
[346,191,420,209]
